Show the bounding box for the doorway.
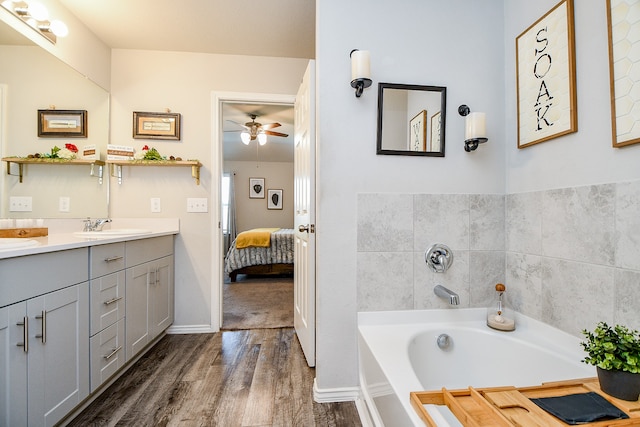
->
[211,92,296,332]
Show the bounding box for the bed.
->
[224,228,294,282]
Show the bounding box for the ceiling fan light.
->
[241,131,251,145]
[258,132,267,145]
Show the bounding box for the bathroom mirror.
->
[376,82,446,157]
[0,19,110,219]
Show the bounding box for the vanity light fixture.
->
[458,104,488,152]
[350,49,372,98]
[1,0,68,44]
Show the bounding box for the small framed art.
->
[409,110,427,151]
[249,178,265,198]
[268,189,283,210]
[38,109,87,137]
[133,111,181,140]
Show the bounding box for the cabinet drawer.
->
[90,271,125,336]
[126,235,173,267]
[0,248,88,307]
[90,318,125,393]
[90,243,125,279]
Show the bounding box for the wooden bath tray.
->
[0,227,48,238]
[411,377,640,426]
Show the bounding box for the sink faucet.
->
[83,217,112,232]
[434,285,460,305]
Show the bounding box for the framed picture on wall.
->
[516,0,577,148]
[409,110,427,151]
[37,109,87,137]
[430,111,441,152]
[268,189,283,210]
[133,111,181,140]
[249,177,265,198]
[607,0,640,147]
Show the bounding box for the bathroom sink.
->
[73,228,152,238]
[0,238,39,250]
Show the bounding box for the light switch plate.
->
[9,196,32,212]
[59,196,70,212]
[151,197,161,213]
[187,197,208,213]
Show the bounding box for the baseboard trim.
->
[313,378,361,403]
[166,324,217,334]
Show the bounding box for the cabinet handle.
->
[103,296,123,306]
[156,267,160,284]
[148,270,156,286]
[35,311,46,344]
[104,255,123,263]
[16,316,28,353]
[104,345,122,360]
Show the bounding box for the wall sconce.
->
[350,49,372,98]
[1,0,68,44]
[458,105,487,152]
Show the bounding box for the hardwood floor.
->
[66,329,362,427]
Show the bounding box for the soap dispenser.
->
[487,283,515,331]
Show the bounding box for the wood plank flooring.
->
[66,329,362,427]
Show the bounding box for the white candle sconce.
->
[350,49,372,98]
[458,104,488,152]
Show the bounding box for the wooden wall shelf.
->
[106,160,202,185]
[2,157,105,184]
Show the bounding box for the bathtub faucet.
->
[434,285,460,305]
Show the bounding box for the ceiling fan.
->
[229,114,289,145]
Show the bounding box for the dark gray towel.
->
[531,392,628,425]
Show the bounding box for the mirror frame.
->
[376,82,447,157]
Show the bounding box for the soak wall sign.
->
[516,0,577,148]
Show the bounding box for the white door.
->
[294,61,316,367]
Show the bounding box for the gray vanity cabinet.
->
[125,236,174,360]
[0,249,89,427]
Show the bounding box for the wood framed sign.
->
[409,110,427,152]
[516,0,577,149]
[607,0,640,147]
[38,109,87,137]
[133,111,181,140]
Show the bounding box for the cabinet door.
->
[27,283,89,427]
[125,263,150,360]
[149,255,174,339]
[0,303,28,426]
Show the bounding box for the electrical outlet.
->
[59,196,70,212]
[9,196,32,212]
[186,197,208,213]
[151,197,161,213]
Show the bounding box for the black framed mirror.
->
[376,83,446,157]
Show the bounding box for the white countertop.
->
[0,218,180,259]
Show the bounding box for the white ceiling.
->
[56,0,310,163]
[58,0,315,59]
[222,102,294,163]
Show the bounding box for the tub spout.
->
[434,285,460,305]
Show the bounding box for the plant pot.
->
[597,367,640,401]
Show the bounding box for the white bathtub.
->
[357,308,595,426]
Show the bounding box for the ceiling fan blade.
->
[261,122,282,130]
[226,119,249,130]
[264,130,289,137]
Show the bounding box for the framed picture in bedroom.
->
[268,189,283,210]
[249,177,265,198]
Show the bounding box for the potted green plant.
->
[581,321,640,401]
